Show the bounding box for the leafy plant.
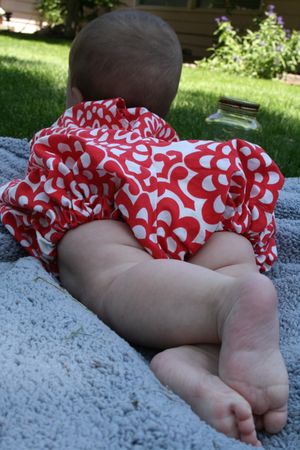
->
[199,5,300,78]
[38,0,63,26]
[37,0,122,37]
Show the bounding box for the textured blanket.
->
[0,137,299,450]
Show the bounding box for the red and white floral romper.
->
[0,98,284,276]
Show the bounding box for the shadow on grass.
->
[0,55,66,139]
[168,88,300,177]
[0,30,71,46]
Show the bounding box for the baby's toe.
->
[263,407,288,434]
[234,404,260,446]
[262,384,288,433]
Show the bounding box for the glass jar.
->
[205,96,261,142]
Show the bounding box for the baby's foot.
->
[218,274,289,434]
[150,344,261,446]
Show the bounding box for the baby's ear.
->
[71,87,84,104]
[66,85,84,108]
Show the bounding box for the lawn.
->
[0,31,299,177]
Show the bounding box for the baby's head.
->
[67,9,183,118]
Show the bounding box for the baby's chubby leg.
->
[58,221,288,443]
[153,232,288,441]
[58,220,236,348]
[58,221,261,444]
[187,230,259,277]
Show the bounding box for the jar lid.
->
[218,97,260,115]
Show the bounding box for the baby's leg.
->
[58,221,288,442]
[187,231,259,277]
[151,232,263,444]
[154,232,288,438]
[58,220,237,348]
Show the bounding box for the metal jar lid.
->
[218,97,260,116]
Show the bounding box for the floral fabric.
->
[0,98,284,275]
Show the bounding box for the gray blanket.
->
[0,137,299,450]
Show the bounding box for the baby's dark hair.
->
[69,9,183,117]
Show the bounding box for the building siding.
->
[124,0,300,58]
[0,0,42,33]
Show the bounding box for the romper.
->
[0,98,284,276]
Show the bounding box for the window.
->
[197,0,261,8]
[139,0,187,6]
[138,0,261,8]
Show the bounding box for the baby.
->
[0,9,289,446]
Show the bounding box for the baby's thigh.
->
[187,231,256,270]
[57,220,152,302]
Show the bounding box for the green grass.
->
[0,32,70,139]
[0,31,299,177]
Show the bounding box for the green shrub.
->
[37,0,64,26]
[37,0,121,36]
[199,5,300,79]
